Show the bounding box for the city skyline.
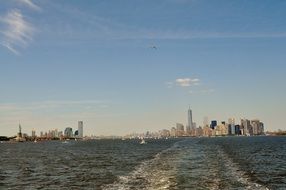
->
[1,0,286,136]
[0,108,267,138]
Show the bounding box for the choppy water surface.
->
[0,136,285,189]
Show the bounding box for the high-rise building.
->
[251,120,264,135]
[228,118,235,125]
[18,123,22,138]
[228,118,236,135]
[188,107,193,130]
[170,127,176,137]
[185,125,191,135]
[210,120,217,129]
[31,129,36,137]
[203,116,209,127]
[78,121,83,138]
[64,127,73,138]
[241,119,251,135]
[176,123,185,136]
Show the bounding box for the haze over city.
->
[1,0,286,136]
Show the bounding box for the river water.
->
[0,136,285,189]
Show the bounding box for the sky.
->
[0,0,286,136]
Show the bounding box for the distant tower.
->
[188,107,194,130]
[78,121,83,138]
[203,116,209,127]
[31,129,36,137]
[18,123,22,138]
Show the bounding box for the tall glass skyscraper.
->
[78,121,83,138]
[188,108,193,130]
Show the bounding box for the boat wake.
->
[103,138,269,190]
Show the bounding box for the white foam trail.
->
[102,141,182,190]
[103,139,270,190]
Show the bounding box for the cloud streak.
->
[176,78,200,87]
[18,0,41,11]
[0,100,108,112]
[0,9,35,55]
[189,89,215,95]
[166,77,200,89]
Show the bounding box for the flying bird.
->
[150,45,157,50]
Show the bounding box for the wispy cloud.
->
[189,89,215,95]
[176,78,200,87]
[0,9,35,55]
[17,0,41,11]
[166,78,200,88]
[166,77,214,95]
[165,82,174,88]
[0,100,108,112]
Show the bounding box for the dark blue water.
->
[0,136,285,189]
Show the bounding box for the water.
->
[0,136,285,189]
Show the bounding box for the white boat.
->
[140,139,146,144]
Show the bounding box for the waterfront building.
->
[15,124,26,142]
[202,126,212,137]
[185,125,191,135]
[228,118,235,125]
[54,129,59,138]
[78,121,83,138]
[235,125,241,135]
[192,122,197,129]
[251,120,264,135]
[215,124,227,136]
[31,129,36,137]
[228,118,236,135]
[170,127,176,137]
[241,119,251,136]
[196,126,203,136]
[64,127,73,138]
[176,123,185,136]
[231,124,235,135]
[188,108,193,130]
[58,131,63,138]
[210,120,217,129]
[203,116,209,127]
[159,129,170,137]
[18,124,22,138]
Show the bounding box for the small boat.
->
[140,139,146,144]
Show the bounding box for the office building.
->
[210,120,217,129]
[188,108,193,130]
[64,127,73,138]
[203,116,209,127]
[31,129,36,137]
[78,121,83,138]
[176,123,185,136]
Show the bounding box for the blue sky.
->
[0,0,286,136]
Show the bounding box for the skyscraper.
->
[188,107,193,130]
[64,127,73,138]
[203,116,209,127]
[78,121,83,138]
